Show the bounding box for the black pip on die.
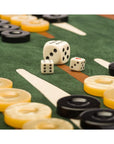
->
[41,60,54,74]
[43,40,70,64]
[70,57,85,71]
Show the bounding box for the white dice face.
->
[41,60,54,74]
[70,57,85,71]
[43,40,70,64]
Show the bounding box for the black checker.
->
[32,14,43,18]
[0,19,9,25]
[57,95,100,119]
[109,62,114,76]
[1,30,30,43]
[0,24,19,35]
[43,15,68,23]
[80,108,114,129]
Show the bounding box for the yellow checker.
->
[103,88,114,109]
[0,88,31,112]
[21,19,49,32]
[10,15,37,26]
[1,15,17,21]
[84,75,114,97]
[22,118,73,129]
[0,78,13,88]
[4,102,52,128]
[1,15,25,22]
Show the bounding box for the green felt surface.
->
[0,15,114,129]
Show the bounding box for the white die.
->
[41,60,54,74]
[70,57,85,71]
[43,40,70,64]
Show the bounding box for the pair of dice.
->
[41,40,85,74]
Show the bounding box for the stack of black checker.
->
[0,19,30,43]
[56,95,114,129]
[32,14,69,23]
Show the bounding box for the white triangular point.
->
[16,68,81,129]
[16,69,70,106]
[52,22,87,36]
[94,58,110,69]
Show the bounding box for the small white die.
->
[69,57,85,71]
[41,60,54,74]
